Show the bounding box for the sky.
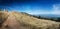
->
[0,0,60,15]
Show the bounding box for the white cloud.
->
[25,9,51,15]
[23,4,60,15]
[51,4,60,15]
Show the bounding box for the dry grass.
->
[12,12,60,29]
[0,11,9,28]
[0,11,60,29]
[0,11,9,23]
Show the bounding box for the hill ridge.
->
[0,11,60,29]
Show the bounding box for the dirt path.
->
[1,13,21,29]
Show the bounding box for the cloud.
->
[29,4,60,15]
[24,9,51,15]
[51,4,60,15]
[19,4,60,15]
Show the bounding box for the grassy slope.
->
[11,12,60,29]
[0,11,9,23]
[0,11,60,29]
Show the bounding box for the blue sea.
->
[36,14,60,18]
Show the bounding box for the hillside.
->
[0,11,60,29]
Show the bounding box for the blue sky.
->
[0,0,60,15]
